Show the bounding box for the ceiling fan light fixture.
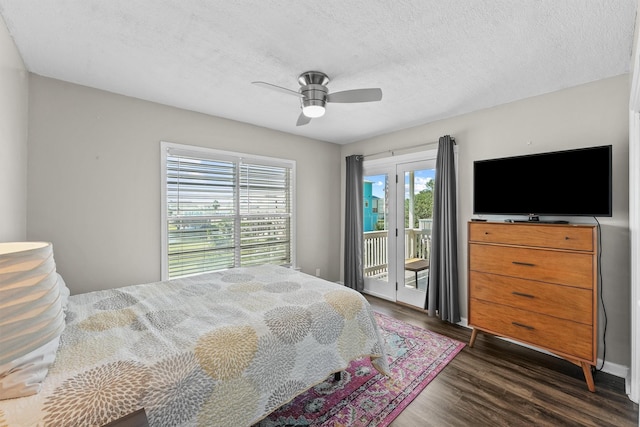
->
[302,104,325,118]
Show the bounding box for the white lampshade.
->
[0,242,64,367]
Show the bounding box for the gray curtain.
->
[427,136,460,322]
[344,155,364,291]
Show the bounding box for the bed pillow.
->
[0,242,66,400]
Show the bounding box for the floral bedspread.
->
[0,264,388,427]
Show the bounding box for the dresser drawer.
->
[469,223,594,251]
[469,299,593,361]
[469,271,593,324]
[469,244,593,289]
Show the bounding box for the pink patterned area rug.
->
[256,312,465,427]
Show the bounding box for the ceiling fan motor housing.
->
[298,72,330,112]
[300,84,328,108]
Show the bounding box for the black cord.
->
[593,216,607,373]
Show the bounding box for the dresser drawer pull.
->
[512,291,535,299]
[512,322,535,330]
[512,261,535,267]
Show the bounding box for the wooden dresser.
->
[467,221,598,391]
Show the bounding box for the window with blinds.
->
[161,142,295,279]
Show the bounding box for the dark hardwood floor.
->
[365,295,639,427]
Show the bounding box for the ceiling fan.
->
[252,71,383,126]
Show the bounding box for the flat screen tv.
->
[473,145,612,219]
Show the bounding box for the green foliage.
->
[405,179,434,228]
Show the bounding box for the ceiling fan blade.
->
[326,88,382,103]
[296,112,311,126]
[252,81,302,97]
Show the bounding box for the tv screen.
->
[473,145,612,217]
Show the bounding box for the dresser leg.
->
[581,362,596,392]
[469,328,479,348]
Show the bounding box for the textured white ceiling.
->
[0,1,636,144]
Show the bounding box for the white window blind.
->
[162,142,295,279]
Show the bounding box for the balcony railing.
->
[363,228,431,278]
[363,231,388,277]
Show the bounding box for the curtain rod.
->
[363,137,455,159]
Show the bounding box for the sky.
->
[367,169,435,199]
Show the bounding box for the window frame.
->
[160,141,297,280]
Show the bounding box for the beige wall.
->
[27,75,342,294]
[342,74,631,369]
[0,16,28,241]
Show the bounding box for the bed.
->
[0,264,388,426]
